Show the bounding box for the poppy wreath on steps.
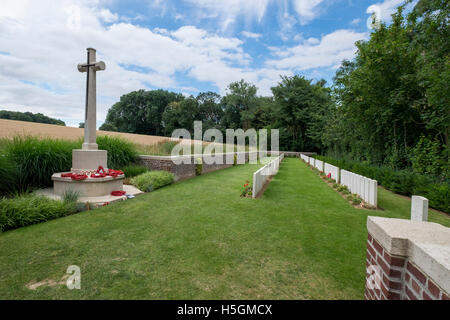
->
[111,190,126,196]
[60,172,88,180]
[61,166,124,180]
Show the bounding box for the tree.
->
[162,97,200,135]
[327,0,449,172]
[271,75,332,152]
[221,79,258,130]
[0,110,65,126]
[101,89,183,136]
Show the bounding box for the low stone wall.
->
[365,216,450,300]
[138,151,309,180]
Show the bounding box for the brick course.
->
[365,232,449,300]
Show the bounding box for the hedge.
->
[314,155,449,213]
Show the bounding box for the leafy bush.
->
[352,197,362,205]
[0,194,77,232]
[97,135,138,169]
[195,157,203,176]
[120,164,148,178]
[332,183,339,189]
[131,171,174,192]
[315,155,449,213]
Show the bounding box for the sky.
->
[0,0,408,127]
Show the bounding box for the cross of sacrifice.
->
[77,48,105,150]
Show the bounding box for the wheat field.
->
[0,119,178,145]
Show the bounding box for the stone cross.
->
[78,48,105,150]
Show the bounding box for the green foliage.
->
[96,135,138,169]
[241,180,252,197]
[352,197,362,205]
[101,89,183,136]
[131,171,174,192]
[271,76,333,153]
[325,1,449,169]
[120,164,148,178]
[316,155,449,213]
[0,194,77,232]
[0,110,65,126]
[4,136,78,192]
[62,189,80,204]
[0,152,18,195]
[411,135,447,177]
[195,158,203,176]
[332,183,339,189]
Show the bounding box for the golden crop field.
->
[0,119,176,146]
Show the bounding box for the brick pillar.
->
[365,216,450,300]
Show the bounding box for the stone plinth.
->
[71,149,107,173]
[52,173,124,197]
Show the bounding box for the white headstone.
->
[411,196,428,222]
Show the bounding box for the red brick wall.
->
[365,233,449,300]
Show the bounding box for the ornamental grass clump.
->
[0,194,77,232]
[131,171,174,192]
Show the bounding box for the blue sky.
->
[0,0,407,127]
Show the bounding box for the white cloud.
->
[0,0,289,125]
[98,8,118,23]
[241,31,262,39]
[184,0,270,31]
[266,29,368,71]
[350,18,361,25]
[292,0,325,25]
[366,0,405,28]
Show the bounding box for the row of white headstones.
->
[300,154,429,221]
[301,154,378,207]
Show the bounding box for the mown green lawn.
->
[0,158,448,299]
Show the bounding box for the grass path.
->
[0,158,448,299]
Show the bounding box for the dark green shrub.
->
[0,194,77,232]
[0,152,18,195]
[314,155,449,213]
[97,135,138,169]
[346,195,354,202]
[332,183,339,189]
[120,164,148,178]
[131,171,174,192]
[195,158,203,176]
[352,197,362,205]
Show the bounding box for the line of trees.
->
[101,0,448,178]
[100,78,333,154]
[0,110,65,126]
